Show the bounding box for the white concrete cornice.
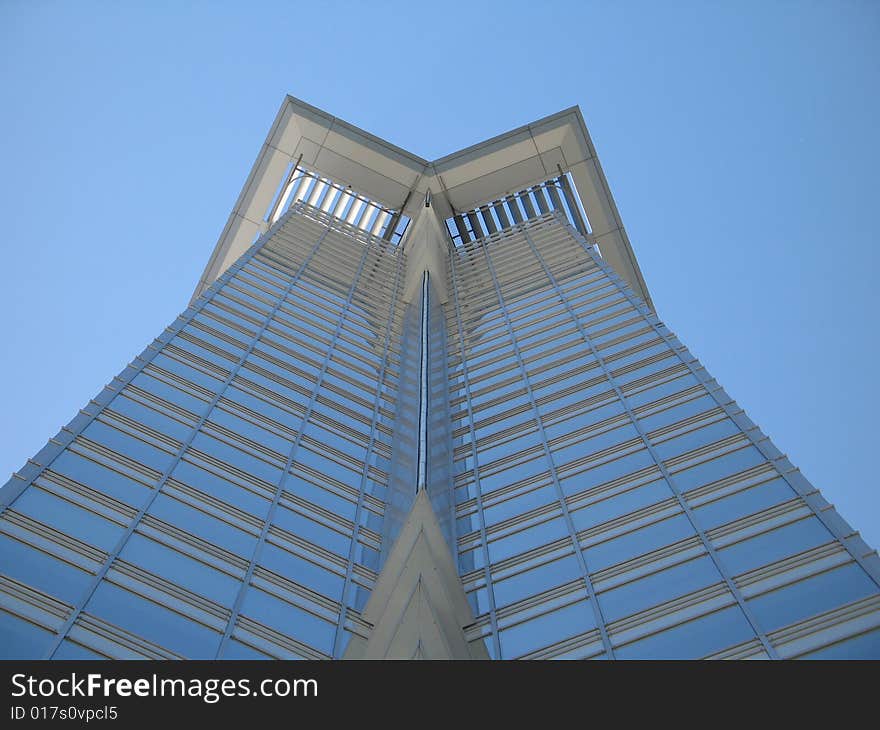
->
[192,95,653,308]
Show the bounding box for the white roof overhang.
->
[193,95,652,308]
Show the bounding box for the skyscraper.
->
[1,97,878,660]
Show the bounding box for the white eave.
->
[192,95,653,308]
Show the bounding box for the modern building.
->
[1,96,879,660]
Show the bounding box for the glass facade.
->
[446,211,880,659]
[0,204,408,659]
[2,159,879,660]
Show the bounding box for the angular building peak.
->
[194,95,652,309]
[344,489,488,660]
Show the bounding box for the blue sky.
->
[1,0,878,549]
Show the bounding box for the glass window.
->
[302,422,367,463]
[614,605,755,659]
[172,460,270,518]
[239,587,336,655]
[224,385,304,431]
[519,328,581,357]
[221,639,272,659]
[570,479,674,532]
[0,534,92,605]
[81,421,176,474]
[598,556,722,623]
[609,342,669,370]
[465,586,491,617]
[471,379,525,417]
[471,393,530,424]
[654,419,740,460]
[799,628,880,660]
[492,554,582,608]
[221,287,270,316]
[351,541,380,573]
[717,517,833,576]
[467,345,514,372]
[598,329,655,358]
[692,478,797,531]
[213,292,263,322]
[499,599,595,658]
[477,456,549,496]
[12,487,124,552]
[524,342,583,375]
[533,369,605,402]
[558,449,655,498]
[172,337,236,372]
[483,484,556,526]
[272,506,352,557]
[130,372,209,417]
[85,582,221,658]
[592,319,645,347]
[672,446,766,493]
[362,475,391,506]
[322,371,375,401]
[284,477,357,521]
[624,374,700,408]
[457,544,486,573]
[0,609,54,659]
[477,430,542,467]
[190,432,282,485]
[258,336,321,378]
[583,513,695,573]
[110,394,194,442]
[148,494,258,556]
[550,424,640,470]
[542,400,625,442]
[747,563,879,632]
[327,356,374,390]
[52,640,106,660]
[50,450,153,507]
[637,394,716,433]
[612,355,676,387]
[455,510,481,539]
[259,544,345,600]
[208,407,291,457]
[200,305,258,340]
[119,534,240,606]
[202,302,259,336]
[473,409,534,442]
[151,352,225,393]
[515,310,574,339]
[294,445,360,489]
[483,368,536,398]
[536,378,609,413]
[487,517,569,564]
[235,271,283,301]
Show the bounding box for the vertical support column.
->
[382,291,422,566]
[384,203,456,560]
[416,272,429,493]
[425,273,456,557]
